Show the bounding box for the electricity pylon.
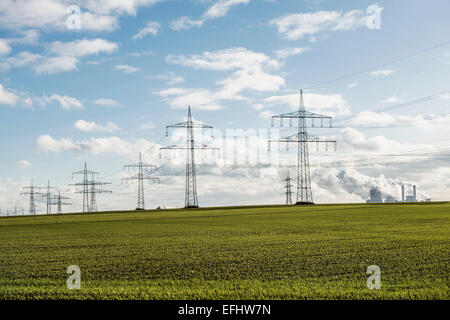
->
[41,180,56,214]
[71,162,112,212]
[122,152,160,210]
[161,106,217,208]
[51,190,71,214]
[269,90,336,205]
[283,171,294,205]
[21,180,43,215]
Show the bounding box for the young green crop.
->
[0,203,448,299]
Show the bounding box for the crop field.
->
[0,202,448,300]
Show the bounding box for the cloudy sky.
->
[1,0,450,214]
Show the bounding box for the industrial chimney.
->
[401,185,405,202]
[413,185,417,201]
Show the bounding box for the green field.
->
[0,203,448,300]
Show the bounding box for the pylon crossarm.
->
[272,110,332,120]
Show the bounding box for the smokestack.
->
[413,185,416,201]
[401,185,405,202]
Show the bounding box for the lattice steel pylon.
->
[123,152,160,210]
[283,171,294,205]
[71,162,112,212]
[269,90,336,205]
[41,180,56,214]
[52,190,71,214]
[161,106,217,208]
[21,180,43,215]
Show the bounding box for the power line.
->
[304,39,450,89]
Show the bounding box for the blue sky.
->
[1,0,450,213]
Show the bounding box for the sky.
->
[1,0,450,214]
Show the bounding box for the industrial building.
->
[366,188,383,203]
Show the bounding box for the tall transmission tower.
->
[21,180,43,215]
[41,180,57,215]
[161,106,217,208]
[269,90,336,205]
[123,152,160,210]
[283,171,294,205]
[52,190,71,214]
[71,162,112,212]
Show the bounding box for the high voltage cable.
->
[304,39,450,90]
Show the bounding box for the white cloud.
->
[155,72,184,85]
[264,92,350,116]
[45,94,83,110]
[259,110,275,119]
[275,47,310,59]
[17,160,32,168]
[167,47,281,71]
[271,6,379,40]
[49,39,118,57]
[114,64,140,73]
[171,0,250,31]
[138,121,155,130]
[371,69,393,76]
[133,21,160,39]
[350,111,450,128]
[93,98,119,107]
[34,56,79,74]
[36,134,160,156]
[155,87,223,110]
[170,16,204,31]
[203,0,250,19]
[0,84,19,106]
[0,0,163,32]
[381,95,403,104]
[167,47,284,99]
[0,39,11,56]
[74,120,120,132]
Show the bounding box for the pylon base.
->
[136,208,145,211]
[185,205,199,209]
[295,201,314,205]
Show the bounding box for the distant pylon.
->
[42,180,56,214]
[71,162,111,212]
[53,190,71,214]
[269,90,336,205]
[21,180,43,215]
[123,152,160,210]
[161,106,218,208]
[283,171,294,205]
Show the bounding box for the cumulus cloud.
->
[114,64,140,73]
[170,16,204,31]
[0,84,19,106]
[264,92,350,117]
[1,39,117,75]
[74,120,120,132]
[155,72,184,85]
[133,21,160,39]
[0,39,11,56]
[155,88,223,110]
[275,47,310,59]
[44,94,83,110]
[93,98,119,107]
[0,0,162,32]
[165,47,285,104]
[17,160,32,168]
[170,0,250,31]
[49,39,118,57]
[34,56,79,74]
[371,69,393,76]
[36,134,160,156]
[270,5,382,40]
